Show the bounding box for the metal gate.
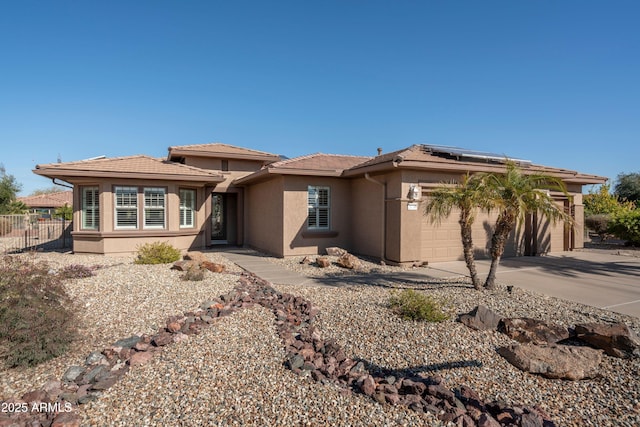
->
[0,214,72,254]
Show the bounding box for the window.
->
[114,186,138,229]
[81,186,99,230]
[179,188,196,228]
[307,186,330,230]
[144,187,166,229]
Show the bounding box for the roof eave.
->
[33,168,225,184]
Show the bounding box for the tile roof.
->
[345,144,607,184]
[168,143,281,161]
[267,153,372,172]
[18,191,73,208]
[233,153,372,184]
[34,155,224,183]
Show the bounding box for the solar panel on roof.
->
[422,144,532,166]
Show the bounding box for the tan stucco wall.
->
[71,179,210,255]
[350,177,384,259]
[245,177,284,256]
[281,176,352,257]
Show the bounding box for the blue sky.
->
[1,0,638,196]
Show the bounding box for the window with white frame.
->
[307,186,330,230]
[179,188,196,228]
[114,186,138,229]
[81,186,99,230]
[144,187,166,229]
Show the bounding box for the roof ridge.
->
[270,152,371,168]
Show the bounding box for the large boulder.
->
[497,343,602,380]
[336,253,360,269]
[499,318,570,345]
[325,247,348,257]
[458,305,502,331]
[574,322,640,359]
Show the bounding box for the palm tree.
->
[424,174,490,289]
[478,162,573,289]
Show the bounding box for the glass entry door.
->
[211,193,227,242]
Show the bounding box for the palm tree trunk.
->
[460,221,481,289]
[484,214,514,289]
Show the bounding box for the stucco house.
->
[33,143,606,264]
[17,190,73,217]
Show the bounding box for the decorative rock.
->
[497,343,603,380]
[336,253,360,269]
[129,351,154,366]
[152,332,174,347]
[170,260,198,271]
[299,256,313,264]
[201,261,225,273]
[360,375,376,396]
[112,335,141,349]
[326,247,348,257]
[316,257,331,268]
[166,321,182,333]
[21,389,48,403]
[184,251,208,264]
[85,351,107,366]
[133,341,151,352]
[62,366,85,383]
[458,305,502,331]
[574,322,640,358]
[499,317,570,345]
[477,413,501,427]
[51,412,81,427]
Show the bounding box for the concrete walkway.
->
[218,247,640,319]
[220,248,316,286]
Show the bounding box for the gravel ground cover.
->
[1,250,639,426]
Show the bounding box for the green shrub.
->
[388,289,449,322]
[585,214,612,240]
[0,217,11,236]
[609,209,640,246]
[134,241,182,264]
[0,256,76,367]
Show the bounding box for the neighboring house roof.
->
[344,144,607,185]
[18,191,73,208]
[34,155,225,184]
[234,153,372,184]
[168,143,281,163]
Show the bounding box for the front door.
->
[211,193,227,242]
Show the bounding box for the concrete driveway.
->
[424,249,640,318]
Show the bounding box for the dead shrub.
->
[0,256,76,367]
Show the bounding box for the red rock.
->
[499,317,570,344]
[385,393,400,405]
[133,341,150,352]
[202,261,225,273]
[166,321,182,333]
[574,322,640,359]
[152,332,174,347]
[51,412,81,427]
[336,253,360,269]
[129,351,154,367]
[316,257,331,268]
[360,375,376,396]
[21,389,49,403]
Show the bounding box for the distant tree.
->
[614,172,640,205]
[0,164,22,214]
[30,186,65,196]
[54,203,73,220]
[583,184,627,215]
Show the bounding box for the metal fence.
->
[0,214,72,254]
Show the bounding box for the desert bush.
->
[609,209,640,246]
[57,264,96,279]
[134,241,182,264]
[388,289,449,322]
[181,265,206,281]
[0,217,11,236]
[0,256,76,367]
[585,214,612,241]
